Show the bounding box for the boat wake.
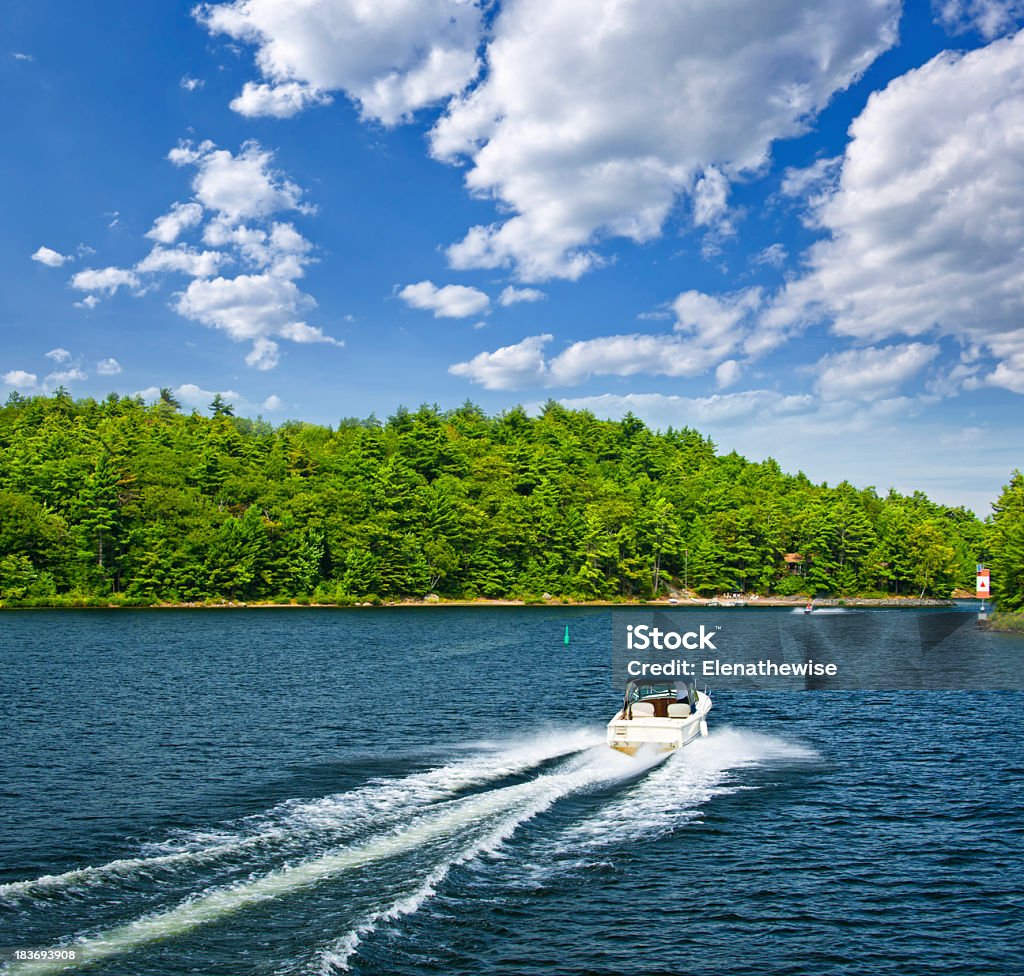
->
[1,728,815,976]
[0,729,600,907]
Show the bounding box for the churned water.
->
[0,608,1022,975]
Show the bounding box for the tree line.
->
[0,388,1016,606]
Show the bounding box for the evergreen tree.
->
[990,471,1024,611]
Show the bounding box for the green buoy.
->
[564,625,570,645]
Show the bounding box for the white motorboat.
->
[607,680,711,755]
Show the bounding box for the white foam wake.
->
[554,727,817,856]
[316,745,665,973]
[6,745,636,976]
[310,731,815,972]
[0,729,601,906]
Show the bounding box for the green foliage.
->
[0,392,989,604]
[989,471,1024,611]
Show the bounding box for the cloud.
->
[763,31,1024,395]
[398,280,490,318]
[11,52,33,62]
[32,246,72,267]
[45,348,72,363]
[96,358,122,376]
[136,245,227,278]
[546,333,729,385]
[779,156,842,199]
[196,0,482,125]
[230,81,333,118]
[813,343,940,401]
[136,383,245,412]
[552,287,762,385]
[933,0,1024,38]
[61,139,338,368]
[555,390,816,430]
[180,75,205,91]
[550,389,1012,513]
[245,337,280,370]
[450,287,763,389]
[147,202,205,244]
[498,286,546,306]
[70,266,140,295]
[262,393,284,411]
[45,368,87,384]
[432,0,898,280]
[203,220,312,278]
[715,360,742,389]
[175,272,341,354]
[752,244,788,268]
[693,167,730,227]
[2,370,38,389]
[168,139,311,223]
[448,334,553,390]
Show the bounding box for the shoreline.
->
[979,610,1024,634]
[0,595,960,611]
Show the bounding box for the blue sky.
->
[3,0,1024,512]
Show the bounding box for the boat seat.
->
[668,702,691,718]
[629,702,655,718]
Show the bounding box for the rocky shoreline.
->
[0,595,959,610]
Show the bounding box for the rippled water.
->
[1,608,1022,975]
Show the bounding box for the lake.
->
[1,607,1022,975]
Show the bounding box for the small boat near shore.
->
[607,680,711,755]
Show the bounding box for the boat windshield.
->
[625,681,685,703]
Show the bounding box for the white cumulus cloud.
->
[45,348,72,363]
[450,287,764,389]
[61,139,338,369]
[715,360,742,389]
[230,81,333,118]
[96,358,122,376]
[245,337,281,370]
[32,246,72,267]
[136,245,227,278]
[2,370,38,389]
[763,30,1024,396]
[175,273,341,358]
[399,280,490,318]
[196,0,482,125]
[136,383,246,412]
[168,139,311,223]
[45,368,87,384]
[70,267,140,295]
[146,202,205,244]
[433,0,898,280]
[498,286,546,306]
[814,343,940,401]
[449,333,553,390]
[262,393,284,411]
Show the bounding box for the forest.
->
[0,388,1018,607]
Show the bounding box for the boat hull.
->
[606,697,712,755]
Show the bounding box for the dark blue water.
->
[1,608,1022,976]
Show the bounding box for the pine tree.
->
[990,471,1024,611]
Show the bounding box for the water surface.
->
[1,608,1021,975]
